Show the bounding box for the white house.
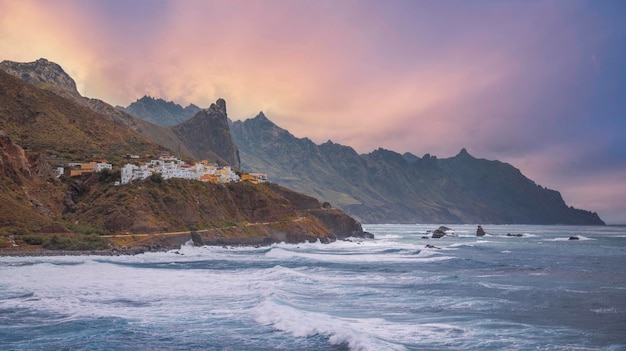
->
[95,162,112,172]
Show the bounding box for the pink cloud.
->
[1,0,623,222]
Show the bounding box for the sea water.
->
[1,224,625,350]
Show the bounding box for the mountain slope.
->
[437,149,603,224]
[231,113,604,225]
[0,70,165,164]
[0,66,366,249]
[117,95,200,126]
[0,132,66,236]
[0,58,239,167]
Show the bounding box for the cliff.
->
[172,99,241,169]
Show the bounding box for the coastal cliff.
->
[0,64,369,254]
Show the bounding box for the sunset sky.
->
[1,0,625,223]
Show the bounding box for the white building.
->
[119,157,241,185]
[95,162,112,172]
[121,164,153,184]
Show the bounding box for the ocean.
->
[1,224,625,351]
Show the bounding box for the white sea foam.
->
[1,224,623,350]
[478,282,533,292]
[543,235,595,242]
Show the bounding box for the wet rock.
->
[432,226,451,239]
[476,225,486,237]
[568,236,580,240]
[190,231,204,246]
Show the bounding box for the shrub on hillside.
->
[43,234,109,251]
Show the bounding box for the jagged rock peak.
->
[209,98,227,114]
[249,111,278,127]
[457,148,473,158]
[0,58,78,93]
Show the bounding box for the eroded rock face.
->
[306,208,373,239]
[0,58,79,93]
[172,99,241,169]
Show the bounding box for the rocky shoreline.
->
[1,220,375,257]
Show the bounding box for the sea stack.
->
[476,225,486,237]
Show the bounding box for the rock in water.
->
[569,236,580,240]
[432,226,451,238]
[191,231,204,246]
[476,225,486,237]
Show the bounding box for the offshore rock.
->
[432,226,451,239]
[191,231,204,246]
[476,225,486,237]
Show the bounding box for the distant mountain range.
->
[0,58,605,225]
[117,96,201,126]
[230,114,603,224]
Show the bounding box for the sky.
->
[1,0,625,223]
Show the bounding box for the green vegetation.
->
[42,234,109,251]
[66,222,111,235]
[149,172,164,184]
[98,169,121,183]
[21,235,45,245]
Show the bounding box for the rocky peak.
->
[0,58,78,94]
[172,99,240,169]
[249,112,279,129]
[456,148,473,158]
[120,95,202,126]
[210,98,227,115]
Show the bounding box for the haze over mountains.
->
[230,114,603,224]
[117,96,201,126]
[1,58,605,225]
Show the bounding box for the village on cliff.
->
[59,153,267,186]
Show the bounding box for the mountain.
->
[172,99,240,169]
[0,70,165,164]
[1,58,603,226]
[231,113,605,225]
[0,65,367,251]
[0,58,239,168]
[0,58,79,95]
[0,131,67,237]
[117,95,201,126]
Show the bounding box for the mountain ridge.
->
[1,58,604,225]
[231,112,604,225]
[0,64,368,251]
[0,58,239,168]
[117,95,201,126]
